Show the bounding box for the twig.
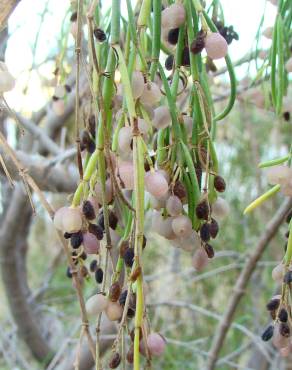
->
[206,197,292,370]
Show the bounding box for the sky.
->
[4,0,277,113]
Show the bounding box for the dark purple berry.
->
[66,266,72,278]
[214,175,226,192]
[93,28,106,42]
[279,322,290,337]
[88,223,103,240]
[70,12,77,22]
[95,267,103,284]
[70,231,83,249]
[181,46,190,67]
[266,298,280,311]
[283,271,292,284]
[200,223,210,242]
[168,28,179,45]
[124,248,135,267]
[89,259,98,272]
[109,352,121,369]
[196,200,209,220]
[261,325,274,341]
[109,282,121,302]
[165,55,174,71]
[190,31,206,54]
[204,244,215,258]
[173,180,187,200]
[209,218,219,238]
[278,308,288,323]
[64,232,72,239]
[82,200,96,220]
[109,211,118,230]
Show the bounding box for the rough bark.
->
[0,0,21,30]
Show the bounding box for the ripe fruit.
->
[261,325,274,341]
[83,232,100,254]
[70,231,83,249]
[166,195,182,216]
[0,62,15,92]
[262,27,273,39]
[172,215,192,238]
[93,28,106,42]
[85,293,108,316]
[152,106,172,129]
[145,171,169,198]
[161,4,186,29]
[214,175,226,192]
[205,32,228,60]
[124,248,135,267]
[82,200,96,220]
[62,207,83,233]
[95,268,103,283]
[140,82,162,106]
[147,333,166,356]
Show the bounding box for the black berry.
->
[124,248,135,267]
[93,28,107,42]
[95,267,104,284]
[88,223,104,240]
[261,325,274,341]
[82,200,96,220]
[70,231,83,249]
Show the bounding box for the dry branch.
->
[206,197,292,370]
[0,0,21,30]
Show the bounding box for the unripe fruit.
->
[62,207,83,233]
[272,263,284,283]
[285,57,292,73]
[138,118,149,136]
[0,62,15,92]
[266,165,292,185]
[192,248,209,271]
[118,161,134,189]
[172,215,192,238]
[105,301,123,321]
[83,232,100,254]
[53,206,68,230]
[85,293,108,316]
[159,217,176,240]
[262,27,273,39]
[94,178,113,204]
[161,4,186,29]
[147,333,166,356]
[212,197,230,219]
[152,106,172,129]
[145,171,168,198]
[140,82,162,106]
[52,99,65,116]
[205,32,228,60]
[54,85,66,99]
[131,71,145,99]
[166,195,182,216]
[273,323,290,349]
[179,231,201,252]
[118,126,132,153]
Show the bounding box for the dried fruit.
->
[109,282,121,302]
[109,352,121,368]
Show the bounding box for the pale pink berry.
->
[280,346,291,357]
[205,33,228,60]
[285,57,292,73]
[118,126,132,152]
[83,232,99,254]
[138,118,149,136]
[262,27,273,39]
[94,178,113,204]
[85,293,108,316]
[172,215,192,238]
[152,106,172,129]
[0,62,15,93]
[145,171,169,198]
[70,21,78,38]
[212,197,230,220]
[140,82,162,106]
[282,183,292,196]
[182,115,193,136]
[273,323,289,349]
[268,0,277,5]
[87,196,99,213]
[159,217,176,240]
[161,4,186,29]
[53,206,68,231]
[149,195,166,210]
[131,71,145,99]
[266,165,292,185]
[147,333,166,357]
[54,85,66,99]
[52,99,65,116]
[192,248,209,271]
[62,207,83,233]
[258,50,268,60]
[179,231,201,252]
[105,301,123,321]
[272,263,284,283]
[118,161,134,189]
[166,195,182,216]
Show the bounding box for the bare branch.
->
[206,197,292,370]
